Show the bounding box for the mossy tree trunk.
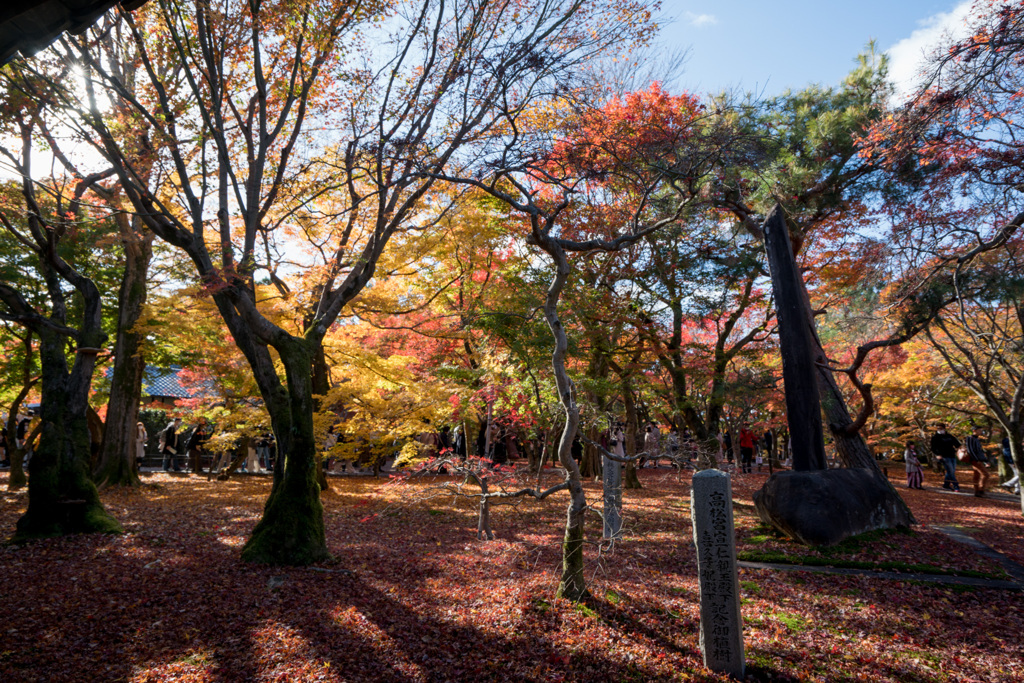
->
[0,120,121,539]
[12,327,120,539]
[240,337,328,565]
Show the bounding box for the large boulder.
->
[753,468,914,547]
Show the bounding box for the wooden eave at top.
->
[0,0,147,67]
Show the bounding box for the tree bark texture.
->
[13,329,121,540]
[94,229,150,488]
[762,206,828,471]
[541,243,589,603]
[240,338,329,565]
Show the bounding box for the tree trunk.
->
[310,338,331,492]
[762,206,828,471]
[622,379,642,489]
[94,225,152,488]
[86,404,105,473]
[1009,435,1024,516]
[13,329,121,541]
[580,425,602,480]
[539,242,589,603]
[477,476,494,540]
[240,338,329,565]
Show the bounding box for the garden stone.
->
[753,468,913,547]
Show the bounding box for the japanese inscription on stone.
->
[691,469,745,679]
[603,454,622,540]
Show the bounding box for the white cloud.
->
[886,0,974,101]
[685,11,718,28]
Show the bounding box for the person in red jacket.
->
[739,426,756,474]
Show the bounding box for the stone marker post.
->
[691,469,744,679]
[602,453,622,540]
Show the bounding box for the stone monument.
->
[692,469,744,679]
[603,453,622,540]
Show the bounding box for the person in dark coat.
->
[491,425,508,466]
[161,417,183,472]
[571,435,582,465]
[930,423,961,492]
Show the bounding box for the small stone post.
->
[602,453,622,540]
[692,469,744,679]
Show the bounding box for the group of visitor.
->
[922,423,1020,497]
[146,415,240,473]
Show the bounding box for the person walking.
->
[930,423,961,492]
[739,426,756,474]
[904,441,924,489]
[965,426,990,497]
[1001,433,1020,494]
[160,417,183,472]
[135,421,148,470]
[643,424,660,468]
[763,430,775,463]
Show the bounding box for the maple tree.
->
[847,0,1024,507]
[629,208,774,456]
[0,97,121,538]
[9,0,661,565]
[435,78,714,599]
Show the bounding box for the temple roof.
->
[1,1,147,67]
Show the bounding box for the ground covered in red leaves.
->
[1,468,1023,682]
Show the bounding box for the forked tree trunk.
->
[13,329,121,541]
[240,338,329,565]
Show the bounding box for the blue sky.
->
[655,0,973,97]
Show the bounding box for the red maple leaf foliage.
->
[550,82,704,185]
